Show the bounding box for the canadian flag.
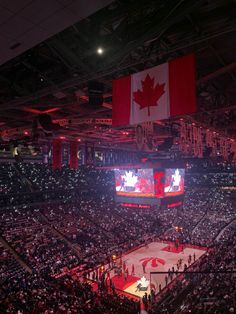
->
[112,54,196,126]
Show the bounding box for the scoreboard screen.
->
[114,167,185,205]
[114,168,154,197]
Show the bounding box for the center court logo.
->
[139,257,166,268]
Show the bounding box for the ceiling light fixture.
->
[97,47,104,55]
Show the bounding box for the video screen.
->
[114,169,154,197]
[165,168,185,196]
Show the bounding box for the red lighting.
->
[79,95,88,101]
[77,138,81,142]
[167,201,183,208]
[59,136,65,140]
[154,171,165,198]
[23,130,29,136]
[23,107,60,114]
[175,226,183,233]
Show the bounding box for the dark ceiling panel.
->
[0,0,114,65]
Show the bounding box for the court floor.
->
[110,241,206,298]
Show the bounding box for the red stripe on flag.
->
[169,54,196,116]
[112,75,131,126]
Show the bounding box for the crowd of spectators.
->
[0,243,26,284]
[0,162,235,313]
[185,172,236,187]
[16,162,114,194]
[158,188,236,248]
[0,207,79,275]
[17,163,66,191]
[0,163,29,195]
[0,197,163,277]
[1,272,140,314]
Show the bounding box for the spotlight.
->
[97,47,104,55]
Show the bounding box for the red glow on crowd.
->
[167,201,183,208]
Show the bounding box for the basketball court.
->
[109,241,207,298]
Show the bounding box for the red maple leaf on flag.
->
[133,74,165,116]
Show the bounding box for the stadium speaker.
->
[37,114,61,132]
[88,81,104,107]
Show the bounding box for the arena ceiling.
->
[0,0,236,151]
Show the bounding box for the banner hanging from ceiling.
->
[52,139,62,170]
[69,141,79,170]
[112,54,196,126]
[85,143,95,166]
[135,122,154,151]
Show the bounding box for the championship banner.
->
[136,122,154,151]
[112,54,196,126]
[179,118,236,162]
[42,144,49,164]
[85,143,95,166]
[52,139,62,170]
[62,142,69,166]
[69,141,79,170]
